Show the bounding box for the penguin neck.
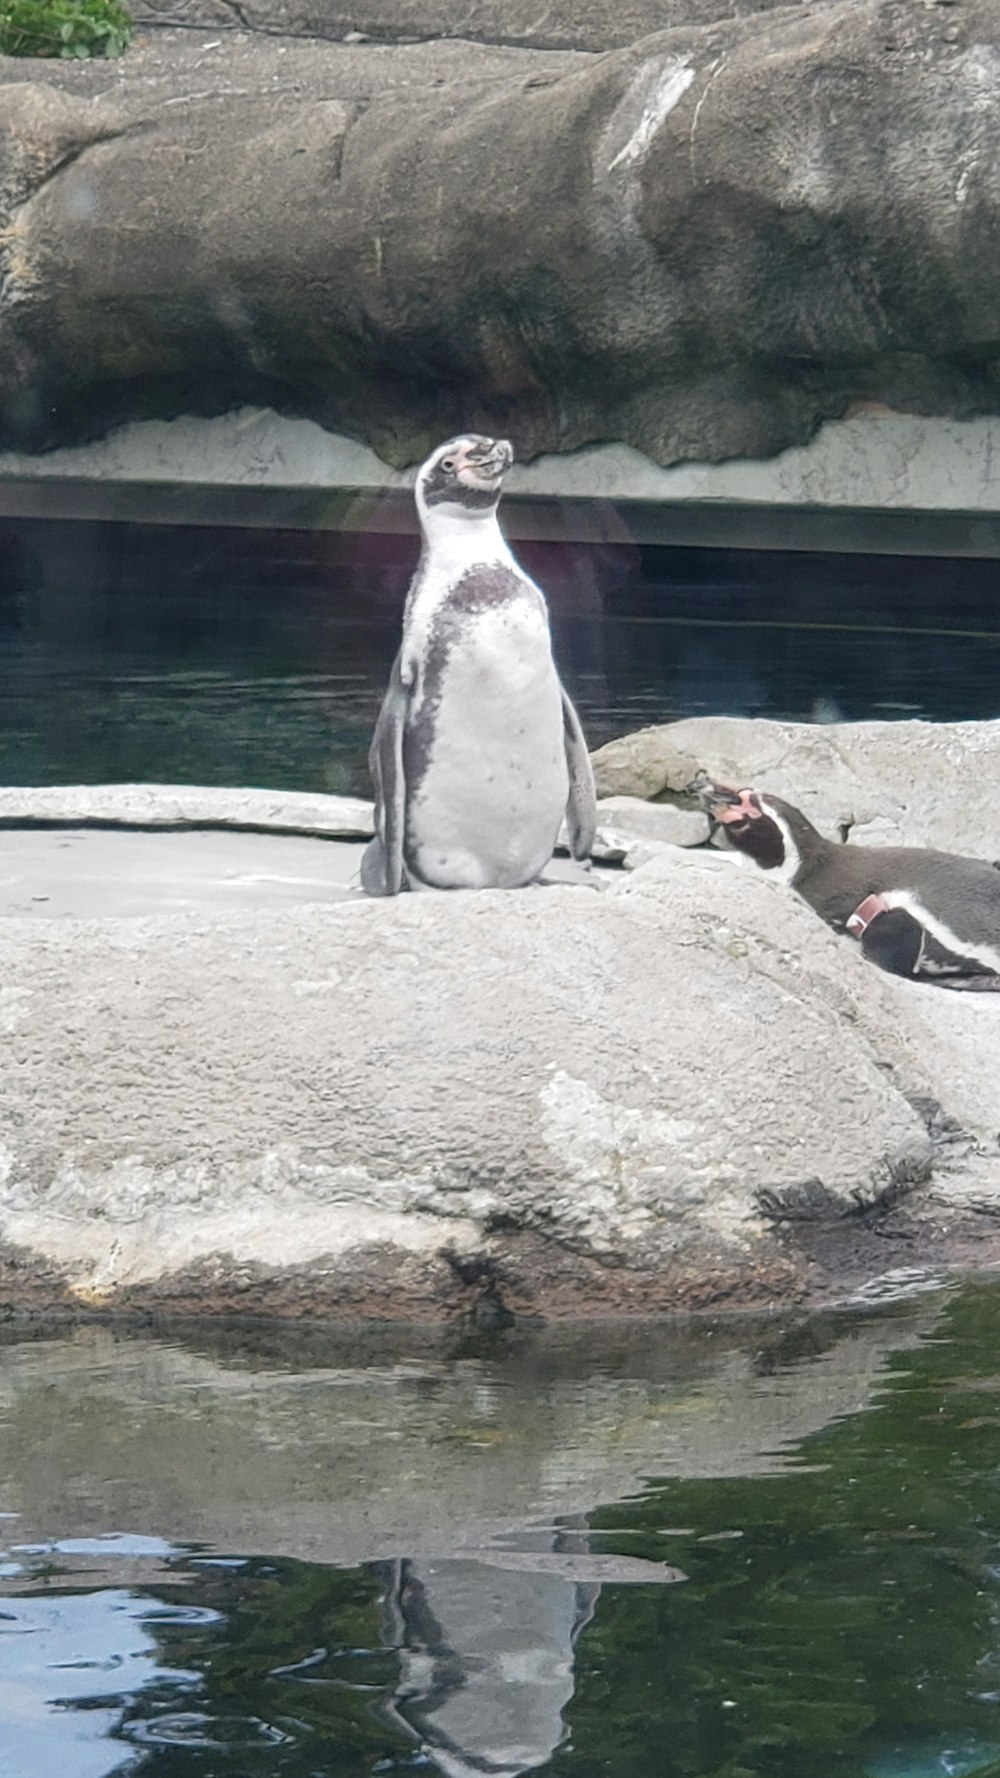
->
[764,798,835,884]
[418,506,512,570]
[402,510,519,674]
[413,511,516,607]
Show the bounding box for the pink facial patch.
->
[713,788,761,824]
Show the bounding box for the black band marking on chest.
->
[402,565,540,806]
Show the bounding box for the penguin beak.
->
[700,784,761,825]
[463,438,514,482]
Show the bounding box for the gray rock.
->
[0,827,364,919]
[616,847,1000,1148]
[590,732,701,801]
[558,795,709,862]
[874,978,1000,1157]
[0,873,942,1319]
[624,845,746,882]
[638,715,1000,854]
[2,3,1000,464]
[129,0,798,54]
[592,796,710,860]
[0,781,375,837]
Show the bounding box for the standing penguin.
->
[703,784,1000,989]
[361,435,596,896]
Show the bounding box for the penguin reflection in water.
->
[704,785,1000,991]
[361,435,596,895]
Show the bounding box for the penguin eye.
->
[440,457,456,473]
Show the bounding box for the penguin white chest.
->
[404,592,568,890]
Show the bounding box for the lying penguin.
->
[361,434,596,895]
[703,784,1000,990]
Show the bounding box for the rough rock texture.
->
[621,849,1000,1146]
[1,1,999,463]
[591,796,710,860]
[558,794,709,862]
[4,851,1000,1323]
[591,731,703,802]
[594,715,1000,852]
[0,876,925,1317]
[129,0,799,54]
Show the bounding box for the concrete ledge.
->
[0,784,607,918]
[5,408,1000,552]
[0,785,377,918]
[0,782,375,837]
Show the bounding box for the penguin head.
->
[415,435,514,528]
[701,784,804,881]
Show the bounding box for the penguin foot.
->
[360,837,409,897]
[537,858,600,889]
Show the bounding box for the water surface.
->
[4,1285,1000,1777]
[2,520,998,792]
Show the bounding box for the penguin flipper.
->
[560,686,597,862]
[855,902,1000,989]
[857,906,925,978]
[367,650,409,897]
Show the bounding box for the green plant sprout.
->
[0,0,131,58]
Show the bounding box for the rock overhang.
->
[1,3,999,468]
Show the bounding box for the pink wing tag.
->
[846,892,889,938]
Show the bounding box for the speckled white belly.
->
[405,601,568,889]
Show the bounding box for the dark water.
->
[6,1284,1000,1777]
[1,519,998,793]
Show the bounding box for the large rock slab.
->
[591,796,710,861]
[0,869,951,1320]
[1,3,999,464]
[620,848,1000,1148]
[129,0,798,53]
[593,716,1000,853]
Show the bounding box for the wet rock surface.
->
[0,2,998,463]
